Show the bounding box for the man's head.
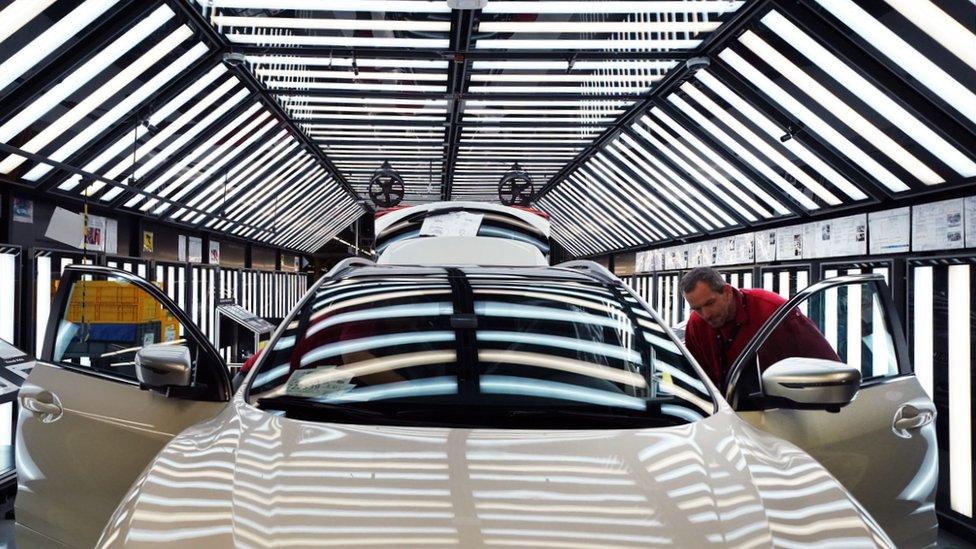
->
[681,267,735,329]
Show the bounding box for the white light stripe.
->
[479,21,718,33]
[762,10,976,178]
[210,0,450,12]
[0,0,57,45]
[25,42,209,182]
[1,25,193,175]
[227,33,448,49]
[912,266,934,399]
[476,39,699,50]
[482,1,743,14]
[884,0,976,70]
[479,351,646,388]
[480,376,646,410]
[0,5,174,144]
[948,264,972,517]
[255,68,447,81]
[0,0,118,91]
[214,15,449,31]
[816,0,976,125]
[738,31,941,185]
[692,71,866,202]
[252,56,448,69]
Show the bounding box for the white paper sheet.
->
[188,237,203,263]
[209,241,220,264]
[419,211,484,237]
[776,226,804,260]
[966,196,976,249]
[912,198,965,251]
[105,218,118,255]
[82,214,106,252]
[44,207,84,248]
[755,231,776,263]
[869,207,910,255]
[811,214,867,258]
[178,235,187,262]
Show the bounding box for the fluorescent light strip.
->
[265,80,446,92]
[739,31,940,185]
[720,49,908,193]
[281,96,448,106]
[693,71,865,202]
[884,0,976,70]
[815,0,976,125]
[0,5,174,145]
[680,80,845,205]
[633,117,769,219]
[546,190,620,252]
[611,131,732,226]
[464,99,630,107]
[667,94,819,210]
[468,85,650,94]
[300,114,444,122]
[482,1,743,14]
[0,0,119,91]
[471,60,675,71]
[25,42,209,182]
[103,76,239,187]
[479,21,718,33]
[255,68,447,81]
[160,116,278,211]
[226,33,448,49]
[912,266,934,399]
[123,88,251,208]
[209,0,451,12]
[761,10,976,178]
[249,56,448,69]
[588,154,694,235]
[476,39,700,50]
[568,173,655,244]
[467,117,616,124]
[2,25,193,175]
[646,108,789,216]
[287,105,446,114]
[948,264,972,517]
[470,73,662,83]
[0,0,57,45]
[214,15,449,32]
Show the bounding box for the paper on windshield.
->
[286,366,354,399]
[419,211,484,237]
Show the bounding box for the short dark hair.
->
[680,267,726,294]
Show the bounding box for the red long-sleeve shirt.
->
[685,287,839,388]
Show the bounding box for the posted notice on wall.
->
[209,241,220,265]
[178,235,187,262]
[635,250,651,273]
[105,218,118,255]
[716,233,755,265]
[811,214,867,258]
[45,207,83,248]
[912,198,965,251]
[755,231,776,263]
[690,242,710,267]
[664,245,689,270]
[188,237,203,263]
[419,211,484,237]
[868,207,910,255]
[775,227,804,260]
[966,196,976,249]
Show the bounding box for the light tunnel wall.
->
[622,249,975,535]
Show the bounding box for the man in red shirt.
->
[681,267,839,390]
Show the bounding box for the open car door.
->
[16,265,232,547]
[726,274,938,548]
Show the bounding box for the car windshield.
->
[247,268,714,429]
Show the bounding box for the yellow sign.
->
[143,231,154,253]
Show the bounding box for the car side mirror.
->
[762,357,860,412]
[136,344,192,393]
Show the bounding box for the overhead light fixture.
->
[222,52,246,67]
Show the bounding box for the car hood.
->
[98,400,892,548]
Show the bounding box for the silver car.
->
[15,260,936,548]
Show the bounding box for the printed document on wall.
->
[869,208,910,255]
[912,198,965,251]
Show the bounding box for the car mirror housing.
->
[135,344,193,393]
[761,357,861,412]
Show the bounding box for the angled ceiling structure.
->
[1,1,973,257]
[0,0,363,253]
[534,0,976,257]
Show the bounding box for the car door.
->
[726,274,938,548]
[16,265,232,547]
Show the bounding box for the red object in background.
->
[240,349,263,374]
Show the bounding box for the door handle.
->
[892,403,935,438]
[21,392,63,423]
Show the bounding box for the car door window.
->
[734,279,902,408]
[51,271,199,383]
